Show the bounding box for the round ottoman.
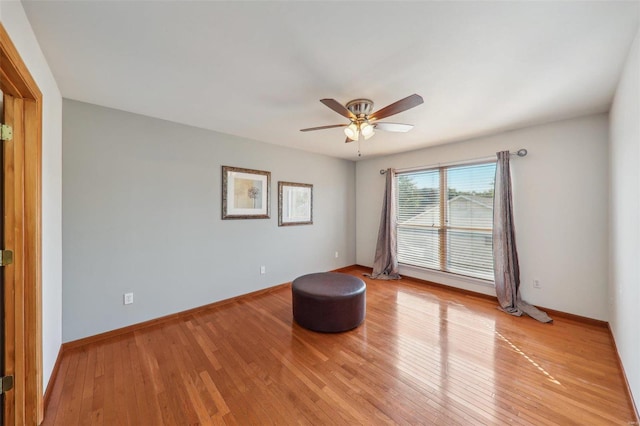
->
[292,272,366,332]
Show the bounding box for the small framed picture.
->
[278,181,313,226]
[222,166,270,219]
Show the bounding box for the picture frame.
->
[222,166,271,219]
[278,181,313,226]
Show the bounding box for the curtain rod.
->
[379,149,528,175]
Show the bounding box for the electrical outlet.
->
[335,251,339,259]
[124,292,134,305]
[533,279,541,289]
[260,265,266,275]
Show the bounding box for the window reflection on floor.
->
[395,290,497,420]
[393,286,562,421]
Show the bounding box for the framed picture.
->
[278,181,313,226]
[222,166,271,219]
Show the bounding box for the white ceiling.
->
[22,1,639,161]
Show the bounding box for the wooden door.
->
[1,24,43,425]
[2,92,18,426]
[0,89,5,426]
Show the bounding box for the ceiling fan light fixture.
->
[344,122,359,140]
[360,122,374,138]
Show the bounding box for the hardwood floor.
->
[43,267,637,425]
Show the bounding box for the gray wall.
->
[609,29,639,410]
[357,114,610,320]
[62,99,356,342]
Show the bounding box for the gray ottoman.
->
[292,272,366,332]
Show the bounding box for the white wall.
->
[609,29,639,411]
[0,1,63,392]
[357,114,609,320]
[62,99,356,342]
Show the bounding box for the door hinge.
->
[0,250,13,266]
[0,376,14,394]
[0,124,13,141]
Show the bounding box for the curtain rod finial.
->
[517,149,528,157]
[380,169,386,175]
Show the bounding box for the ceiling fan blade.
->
[374,122,414,132]
[320,99,355,119]
[345,137,356,143]
[369,94,423,121]
[300,124,348,132]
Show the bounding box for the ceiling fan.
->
[300,94,424,143]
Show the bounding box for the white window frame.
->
[395,161,496,282]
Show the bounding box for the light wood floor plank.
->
[43,268,637,425]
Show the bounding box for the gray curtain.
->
[367,168,401,280]
[493,151,552,323]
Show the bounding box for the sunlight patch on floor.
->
[494,330,562,386]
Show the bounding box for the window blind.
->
[396,161,497,281]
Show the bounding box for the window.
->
[396,162,496,281]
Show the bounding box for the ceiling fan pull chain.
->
[358,138,362,157]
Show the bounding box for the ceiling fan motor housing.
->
[346,99,374,118]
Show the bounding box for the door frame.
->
[0,23,43,425]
